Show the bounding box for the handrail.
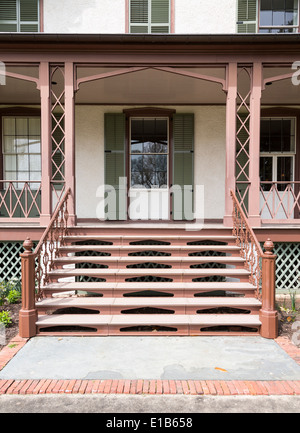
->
[34,187,71,256]
[230,189,264,299]
[34,187,71,299]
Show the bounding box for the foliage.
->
[0,311,12,328]
[0,279,21,306]
[6,289,21,304]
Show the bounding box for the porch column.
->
[39,62,51,226]
[248,62,262,227]
[223,62,238,227]
[64,62,76,225]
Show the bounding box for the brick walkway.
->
[0,335,300,396]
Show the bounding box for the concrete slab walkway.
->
[0,334,300,397]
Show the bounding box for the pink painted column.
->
[39,62,51,226]
[223,62,237,227]
[248,62,262,227]
[64,62,76,225]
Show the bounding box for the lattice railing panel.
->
[273,243,300,290]
[0,242,24,281]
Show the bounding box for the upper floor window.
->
[0,0,40,33]
[129,0,170,33]
[237,0,299,33]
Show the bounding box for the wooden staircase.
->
[35,227,262,336]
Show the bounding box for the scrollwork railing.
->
[231,189,264,300]
[34,187,71,300]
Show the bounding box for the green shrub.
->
[0,311,12,328]
[6,289,21,304]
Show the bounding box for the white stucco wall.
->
[43,0,126,33]
[43,0,237,34]
[75,105,226,220]
[175,0,237,34]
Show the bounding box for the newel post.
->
[19,238,37,338]
[259,239,278,339]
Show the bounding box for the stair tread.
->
[59,245,241,251]
[36,314,261,326]
[53,256,245,263]
[36,297,261,307]
[48,268,250,275]
[42,281,256,290]
[64,235,236,241]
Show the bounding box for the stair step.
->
[59,245,241,252]
[63,235,236,243]
[42,281,256,292]
[36,297,262,309]
[48,268,250,277]
[36,314,261,327]
[53,256,245,264]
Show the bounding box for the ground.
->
[0,297,299,351]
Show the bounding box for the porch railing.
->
[231,189,278,338]
[260,181,300,221]
[19,187,71,338]
[0,181,42,219]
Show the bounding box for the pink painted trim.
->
[76,67,149,89]
[125,0,129,34]
[170,0,175,33]
[39,0,44,33]
[0,70,39,89]
[153,66,226,89]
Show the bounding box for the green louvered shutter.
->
[104,114,126,220]
[0,0,39,32]
[20,0,39,32]
[129,0,170,33]
[237,0,257,33]
[151,0,170,33]
[172,114,194,221]
[0,0,17,32]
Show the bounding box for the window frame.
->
[258,0,299,33]
[260,116,297,190]
[126,0,174,34]
[0,0,41,33]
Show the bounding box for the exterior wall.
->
[75,105,226,220]
[174,0,236,34]
[43,0,126,34]
[43,0,236,34]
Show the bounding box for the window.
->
[237,0,299,33]
[130,118,168,188]
[2,116,41,188]
[259,0,298,33]
[0,0,39,32]
[260,118,296,190]
[129,0,170,33]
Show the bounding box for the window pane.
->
[17,155,29,171]
[3,118,15,135]
[4,155,16,171]
[260,157,273,191]
[30,154,41,171]
[277,156,293,181]
[261,0,272,10]
[16,137,29,153]
[29,118,40,135]
[28,136,41,153]
[260,118,295,153]
[16,118,28,135]
[3,136,16,154]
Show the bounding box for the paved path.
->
[0,334,300,409]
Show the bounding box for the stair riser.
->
[37,305,260,315]
[58,248,241,256]
[53,259,245,268]
[36,325,260,337]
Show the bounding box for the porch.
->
[0,34,300,230]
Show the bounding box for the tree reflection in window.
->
[130,118,168,188]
